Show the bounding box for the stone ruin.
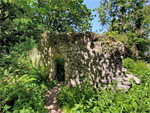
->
[29,31,140,90]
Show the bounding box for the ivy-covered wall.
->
[33,31,130,89]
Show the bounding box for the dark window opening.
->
[55,57,65,82]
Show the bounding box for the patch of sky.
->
[83,0,107,34]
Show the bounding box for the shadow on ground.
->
[45,83,63,113]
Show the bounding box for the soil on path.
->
[45,83,63,113]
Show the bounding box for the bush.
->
[0,55,48,112]
[70,77,150,112]
[57,80,94,111]
[0,41,56,112]
[123,58,150,79]
[0,74,47,113]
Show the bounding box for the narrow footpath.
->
[45,83,63,113]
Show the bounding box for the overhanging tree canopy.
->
[96,0,150,57]
[0,0,93,52]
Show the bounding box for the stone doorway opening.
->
[55,57,65,82]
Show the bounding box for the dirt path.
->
[45,83,63,113]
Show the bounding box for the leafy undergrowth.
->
[123,57,150,79]
[57,58,150,113]
[57,80,94,111]
[0,43,57,113]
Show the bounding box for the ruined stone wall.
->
[36,31,129,88]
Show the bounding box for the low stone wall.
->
[31,31,132,89]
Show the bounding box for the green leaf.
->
[3,105,11,112]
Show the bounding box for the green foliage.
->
[123,58,150,78]
[1,0,150,112]
[96,0,150,58]
[29,0,93,32]
[0,69,47,112]
[0,0,93,54]
[0,0,92,33]
[0,41,57,112]
[0,0,93,112]
[57,80,94,111]
[0,0,44,52]
[57,58,150,113]
[103,31,150,59]
[70,80,150,113]
[96,0,150,35]
[0,73,46,113]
